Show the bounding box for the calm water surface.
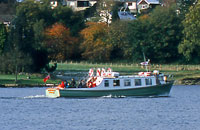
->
[0,85,200,130]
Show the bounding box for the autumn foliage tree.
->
[44,23,78,61]
[80,22,111,61]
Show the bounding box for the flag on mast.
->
[140,59,150,66]
[43,74,50,83]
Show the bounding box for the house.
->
[0,15,15,26]
[62,0,97,11]
[118,0,161,14]
[18,0,59,9]
[120,0,137,13]
[137,0,161,13]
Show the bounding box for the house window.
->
[145,78,152,85]
[128,2,132,6]
[141,4,148,9]
[124,79,131,86]
[77,1,89,7]
[104,80,109,87]
[113,80,120,86]
[135,79,142,86]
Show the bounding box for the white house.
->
[62,0,97,11]
[121,0,137,13]
[137,0,160,13]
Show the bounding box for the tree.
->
[9,0,51,72]
[33,19,45,49]
[0,0,16,15]
[0,48,32,82]
[44,23,78,61]
[162,0,177,7]
[111,2,121,22]
[53,5,85,36]
[45,63,57,73]
[97,0,115,25]
[83,3,97,19]
[178,0,200,63]
[117,4,183,63]
[143,5,182,63]
[38,0,54,27]
[107,21,133,61]
[127,19,150,62]
[0,23,7,54]
[80,22,111,61]
[177,0,197,19]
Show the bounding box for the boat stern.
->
[46,88,60,98]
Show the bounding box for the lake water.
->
[0,85,200,130]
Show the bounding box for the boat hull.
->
[46,82,173,98]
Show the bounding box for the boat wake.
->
[0,95,47,100]
[100,95,126,98]
[99,95,170,99]
[23,95,46,99]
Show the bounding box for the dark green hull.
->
[59,82,173,98]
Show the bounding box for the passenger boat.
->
[46,68,173,98]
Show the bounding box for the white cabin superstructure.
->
[87,74,165,90]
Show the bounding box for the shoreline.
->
[175,78,200,85]
[1,79,200,88]
[0,83,58,88]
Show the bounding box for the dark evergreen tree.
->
[0,23,7,54]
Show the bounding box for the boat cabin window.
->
[104,80,109,87]
[145,78,152,85]
[158,76,164,81]
[135,79,142,86]
[124,79,131,86]
[113,80,120,87]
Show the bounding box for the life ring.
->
[92,82,96,87]
[88,81,93,88]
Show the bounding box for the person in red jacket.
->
[61,81,65,88]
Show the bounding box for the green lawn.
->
[0,74,59,86]
[56,62,144,72]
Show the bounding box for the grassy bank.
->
[0,74,60,87]
[0,62,200,86]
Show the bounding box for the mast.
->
[143,52,148,72]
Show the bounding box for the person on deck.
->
[65,80,68,87]
[61,81,65,88]
[57,81,65,89]
[78,80,83,88]
[66,83,70,88]
[71,78,76,88]
[88,81,92,88]
[82,80,87,88]
[65,81,70,88]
